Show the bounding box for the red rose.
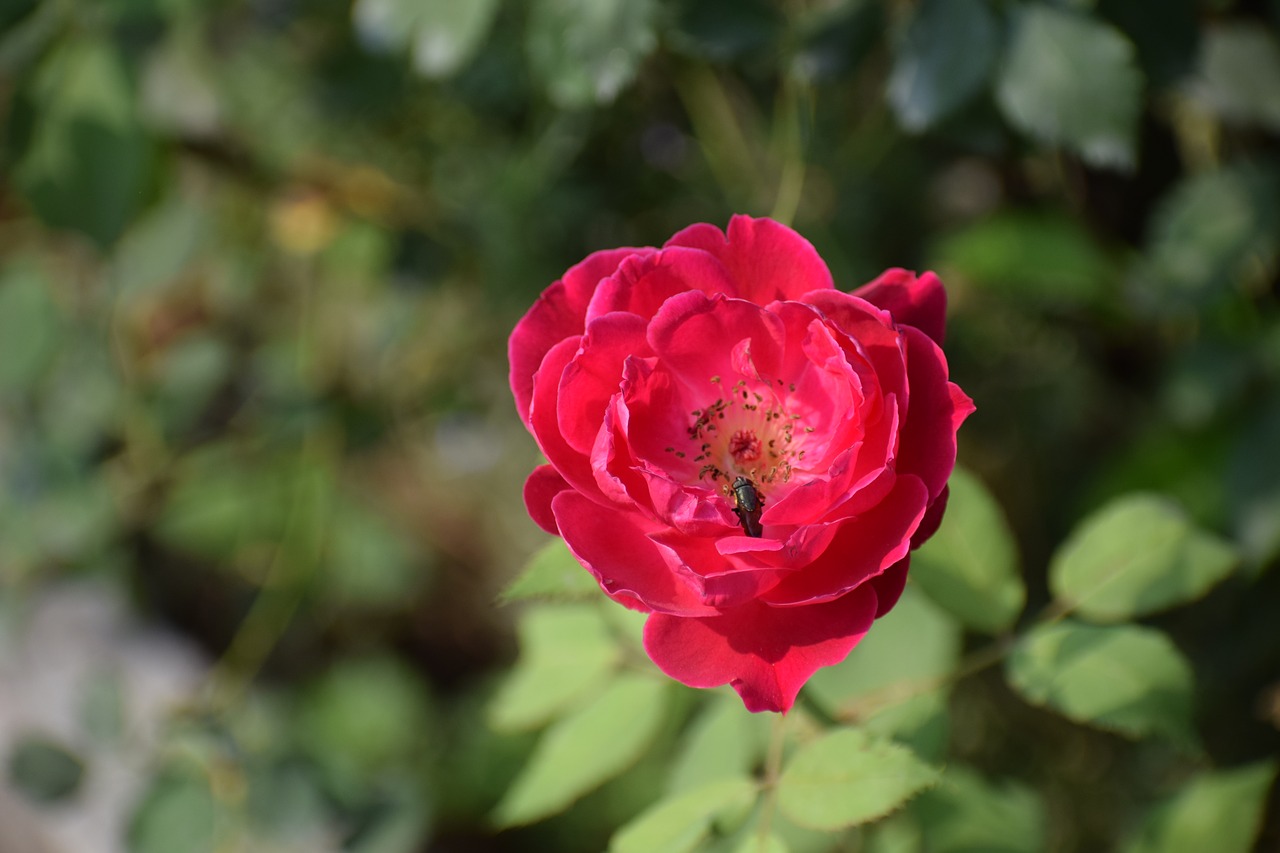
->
[509,216,974,713]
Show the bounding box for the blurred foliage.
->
[1,0,1278,850]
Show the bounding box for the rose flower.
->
[509,215,974,713]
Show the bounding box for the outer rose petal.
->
[643,587,879,713]
[853,269,948,346]
[509,247,649,422]
[896,327,975,501]
[665,215,834,305]
[869,559,909,617]
[523,465,570,535]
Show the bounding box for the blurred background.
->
[1,0,1278,850]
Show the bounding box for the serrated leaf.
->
[914,765,1046,853]
[995,5,1142,169]
[1122,761,1278,853]
[499,539,600,604]
[1192,22,1280,132]
[909,468,1024,634]
[526,0,657,108]
[1006,621,1195,744]
[493,674,668,826]
[777,728,939,830]
[488,604,620,732]
[1050,493,1238,622]
[610,777,759,853]
[667,695,771,794]
[887,0,999,131]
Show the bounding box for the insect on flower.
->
[730,476,765,538]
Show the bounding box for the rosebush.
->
[508,215,974,712]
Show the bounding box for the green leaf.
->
[1129,165,1280,314]
[128,773,217,853]
[411,0,499,77]
[995,5,1142,169]
[777,728,939,830]
[493,674,669,826]
[731,833,789,853]
[1122,761,1278,853]
[1049,493,1239,621]
[488,604,620,732]
[7,735,85,803]
[12,37,156,246]
[526,0,658,108]
[1192,23,1280,132]
[609,777,759,853]
[913,765,1046,853]
[0,262,60,395]
[909,468,1024,634]
[1006,621,1196,744]
[929,212,1115,308]
[499,538,601,604]
[886,0,999,131]
[805,583,959,758]
[667,694,772,794]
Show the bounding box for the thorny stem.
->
[755,712,788,850]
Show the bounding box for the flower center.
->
[674,376,807,491]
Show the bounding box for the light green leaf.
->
[805,583,958,757]
[411,0,499,77]
[493,674,669,826]
[1050,493,1238,621]
[609,777,759,853]
[1123,761,1278,853]
[886,0,999,131]
[129,773,217,853]
[499,539,601,604]
[995,5,1142,169]
[914,765,1046,853]
[732,832,789,853]
[1006,621,1196,744]
[777,728,939,830]
[527,0,658,108]
[1192,22,1280,131]
[667,694,772,794]
[488,604,620,732]
[909,468,1024,634]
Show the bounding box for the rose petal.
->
[558,312,650,454]
[761,474,929,605]
[523,465,570,535]
[869,558,909,617]
[552,490,719,616]
[509,247,647,422]
[853,269,948,346]
[529,338,605,501]
[897,327,974,501]
[586,247,737,322]
[642,587,879,713]
[665,215,835,305]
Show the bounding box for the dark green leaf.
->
[887,0,1000,131]
[1006,621,1196,744]
[914,765,1046,853]
[909,468,1024,634]
[995,5,1142,169]
[492,674,669,826]
[777,728,939,830]
[1050,493,1238,621]
[7,735,85,803]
